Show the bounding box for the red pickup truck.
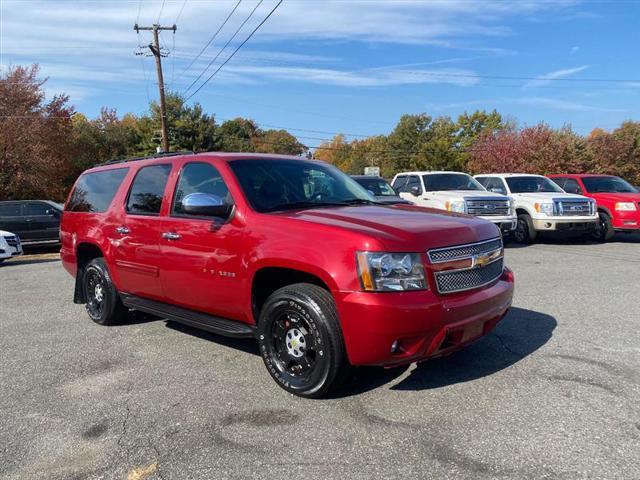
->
[60,153,514,397]
[549,174,640,241]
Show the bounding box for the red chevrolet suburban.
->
[61,153,514,397]
[549,174,640,241]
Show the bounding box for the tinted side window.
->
[0,203,22,216]
[172,162,231,216]
[553,177,567,189]
[126,164,172,215]
[406,175,422,194]
[392,176,407,191]
[67,168,129,213]
[23,203,49,216]
[562,178,582,194]
[486,178,507,194]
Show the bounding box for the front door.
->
[111,163,172,301]
[0,202,28,239]
[158,161,245,321]
[22,202,60,242]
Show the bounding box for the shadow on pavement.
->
[504,231,640,248]
[165,320,260,356]
[339,307,556,395]
[1,256,60,267]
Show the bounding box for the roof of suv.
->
[395,171,469,176]
[548,173,614,178]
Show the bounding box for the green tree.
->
[253,129,307,155]
[217,117,261,152]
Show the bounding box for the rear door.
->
[0,202,28,238]
[110,163,172,301]
[22,202,60,242]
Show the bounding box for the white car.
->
[0,230,23,263]
[391,171,517,233]
[474,173,598,244]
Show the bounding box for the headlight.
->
[508,197,516,216]
[356,252,427,292]
[445,201,466,213]
[534,202,554,215]
[615,202,637,211]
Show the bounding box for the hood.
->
[588,192,640,203]
[0,230,16,237]
[274,205,499,250]
[511,192,588,202]
[375,195,412,205]
[431,190,507,201]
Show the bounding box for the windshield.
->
[422,173,484,192]
[229,158,377,212]
[506,176,564,193]
[582,176,638,193]
[353,177,397,196]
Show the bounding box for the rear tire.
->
[592,212,615,242]
[257,283,351,398]
[82,258,128,325]
[514,213,537,244]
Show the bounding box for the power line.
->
[156,0,166,23]
[183,0,263,95]
[185,0,283,101]
[174,0,188,24]
[176,0,242,82]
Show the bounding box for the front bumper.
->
[479,215,517,232]
[532,216,598,232]
[611,209,640,231]
[0,237,23,259]
[336,269,514,367]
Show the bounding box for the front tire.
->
[257,283,350,398]
[514,213,537,244]
[82,258,128,325]
[592,212,615,242]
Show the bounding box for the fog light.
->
[545,222,552,228]
[390,340,399,353]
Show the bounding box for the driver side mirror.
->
[182,193,232,218]
[46,208,59,217]
[410,186,421,197]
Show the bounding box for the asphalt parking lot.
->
[1,236,639,480]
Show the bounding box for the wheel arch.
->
[73,242,105,304]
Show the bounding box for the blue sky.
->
[1,0,639,143]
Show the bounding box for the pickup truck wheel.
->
[514,213,536,244]
[258,283,350,398]
[592,212,615,242]
[82,258,128,326]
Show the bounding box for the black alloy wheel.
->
[257,283,350,398]
[82,258,128,325]
[592,212,615,242]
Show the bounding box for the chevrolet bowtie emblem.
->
[471,248,502,268]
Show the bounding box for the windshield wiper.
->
[341,198,382,205]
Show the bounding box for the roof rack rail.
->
[101,151,195,165]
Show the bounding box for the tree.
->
[253,129,307,155]
[217,117,261,152]
[0,65,76,201]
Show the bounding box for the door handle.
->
[162,232,181,240]
[116,226,130,234]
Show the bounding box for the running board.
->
[119,293,256,339]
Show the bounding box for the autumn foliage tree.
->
[0,65,76,201]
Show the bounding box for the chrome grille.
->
[555,200,592,216]
[4,236,19,248]
[435,258,504,294]
[465,199,510,216]
[428,237,503,264]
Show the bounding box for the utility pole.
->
[134,23,176,153]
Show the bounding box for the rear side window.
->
[67,168,129,213]
[126,164,172,215]
[0,203,22,216]
[172,162,231,216]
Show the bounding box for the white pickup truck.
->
[391,171,517,233]
[474,173,598,243]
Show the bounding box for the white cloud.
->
[514,96,623,112]
[524,65,590,88]
[571,46,580,54]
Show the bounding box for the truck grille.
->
[4,236,19,248]
[465,199,510,216]
[435,258,504,294]
[428,237,503,263]
[428,237,504,294]
[555,200,593,216]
